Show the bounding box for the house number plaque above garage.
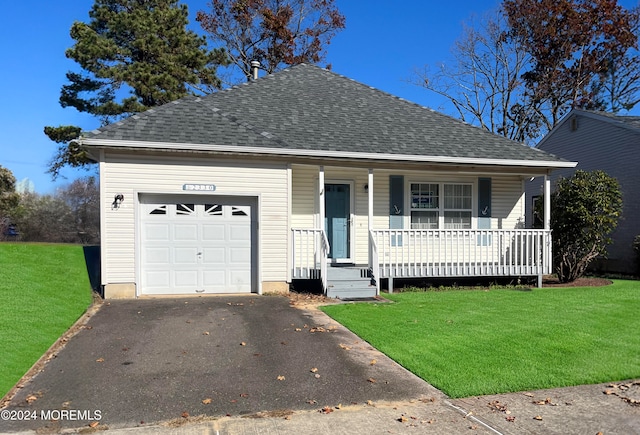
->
[183,184,216,191]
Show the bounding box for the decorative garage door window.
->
[145,203,249,218]
[176,203,195,215]
[205,204,222,216]
[149,205,167,215]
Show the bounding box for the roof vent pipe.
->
[251,61,261,80]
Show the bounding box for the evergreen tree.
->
[45,0,227,178]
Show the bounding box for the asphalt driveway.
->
[0,295,448,433]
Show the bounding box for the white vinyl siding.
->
[100,153,289,288]
[493,176,525,229]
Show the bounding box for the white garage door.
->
[140,196,255,295]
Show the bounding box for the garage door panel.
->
[229,224,251,241]
[229,247,251,264]
[202,270,225,286]
[229,270,251,292]
[202,247,225,264]
[202,224,226,241]
[141,197,255,295]
[145,270,170,287]
[174,247,200,264]
[174,224,198,241]
[174,270,198,287]
[146,224,170,241]
[145,247,170,264]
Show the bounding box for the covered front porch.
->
[290,165,553,298]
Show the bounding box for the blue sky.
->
[1,0,638,193]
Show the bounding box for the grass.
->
[0,243,93,398]
[321,281,640,398]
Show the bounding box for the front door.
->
[325,183,351,261]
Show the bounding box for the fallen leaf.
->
[367,378,376,383]
[89,421,99,428]
[366,400,374,406]
[320,406,333,414]
[240,341,246,346]
[506,416,516,422]
[277,375,285,381]
[370,359,377,365]
[240,393,249,398]
[533,415,543,421]
[295,328,302,332]
[202,331,210,335]
[524,392,534,397]
[310,367,318,373]
[202,398,212,404]
[181,411,190,418]
[339,343,351,350]
[307,399,318,404]
[96,358,105,363]
[26,395,38,404]
[398,415,408,423]
[314,374,321,379]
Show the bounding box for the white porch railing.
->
[292,228,552,291]
[369,229,552,280]
[291,228,329,291]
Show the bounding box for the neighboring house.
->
[526,109,640,275]
[80,64,575,299]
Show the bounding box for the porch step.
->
[326,267,377,299]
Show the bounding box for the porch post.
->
[539,174,552,288]
[368,169,373,231]
[319,166,325,232]
[368,169,380,296]
[544,174,551,231]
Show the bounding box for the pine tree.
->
[45,0,227,178]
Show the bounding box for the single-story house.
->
[526,109,640,274]
[80,63,576,299]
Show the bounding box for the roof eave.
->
[81,138,578,169]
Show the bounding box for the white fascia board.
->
[81,138,578,169]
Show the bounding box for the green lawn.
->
[0,243,93,398]
[321,281,640,398]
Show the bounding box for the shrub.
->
[550,170,622,283]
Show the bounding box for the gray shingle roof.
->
[84,63,566,163]
[581,110,640,131]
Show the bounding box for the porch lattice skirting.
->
[292,228,552,296]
